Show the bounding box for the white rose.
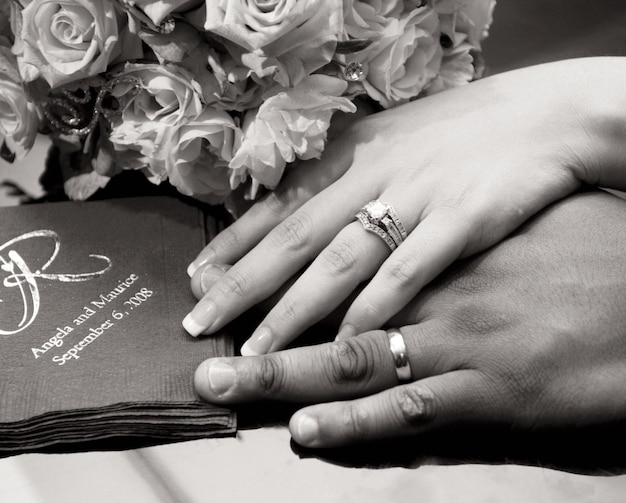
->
[107,63,204,177]
[433,0,496,48]
[202,0,343,86]
[425,0,496,95]
[0,46,38,160]
[363,6,442,108]
[16,0,142,88]
[342,0,404,41]
[229,75,356,195]
[165,107,242,204]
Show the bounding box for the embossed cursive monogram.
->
[0,231,112,336]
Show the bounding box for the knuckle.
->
[320,240,359,275]
[214,227,240,253]
[342,403,371,440]
[446,264,500,297]
[263,186,290,216]
[272,213,312,252]
[384,256,418,290]
[432,197,468,218]
[257,355,286,397]
[325,339,377,385]
[273,298,298,324]
[393,385,436,426]
[498,359,544,409]
[445,300,506,338]
[477,345,546,425]
[354,297,383,322]
[215,269,251,300]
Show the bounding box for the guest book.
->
[0,196,235,455]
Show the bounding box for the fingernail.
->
[183,299,217,337]
[240,327,273,356]
[335,324,357,341]
[294,414,319,446]
[199,264,229,293]
[187,261,200,278]
[187,250,215,278]
[207,360,236,396]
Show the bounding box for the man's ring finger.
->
[387,328,412,382]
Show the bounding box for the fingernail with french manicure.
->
[200,264,229,293]
[182,299,217,337]
[240,327,273,356]
[187,249,216,278]
[335,324,357,341]
[293,414,319,447]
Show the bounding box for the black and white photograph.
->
[1,1,626,501]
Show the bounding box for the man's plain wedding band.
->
[355,200,407,251]
[387,328,412,382]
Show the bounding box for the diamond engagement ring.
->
[387,328,412,382]
[355,200,408,251]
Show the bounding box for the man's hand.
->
[195,191,626,447]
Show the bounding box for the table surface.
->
[2,1,626,501]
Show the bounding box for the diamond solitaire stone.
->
[356,200,407,252]
[366,200,389,222]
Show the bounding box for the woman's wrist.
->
[559,57,626,189]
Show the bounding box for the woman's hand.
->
[193,191,626,447]
[184,57,626,355]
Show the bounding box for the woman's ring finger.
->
[356,199,408,251]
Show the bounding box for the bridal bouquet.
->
[0,0,495,205]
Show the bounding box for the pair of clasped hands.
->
[186,58,626,448]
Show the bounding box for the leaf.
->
[1,141,15,164]
[335,39,373,55]
[64,169,110,201]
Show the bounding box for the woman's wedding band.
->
[387,328,412,382]
[355,200,408,251]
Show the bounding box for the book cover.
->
[0,196,235,454]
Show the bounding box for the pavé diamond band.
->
[355,200,408,251]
